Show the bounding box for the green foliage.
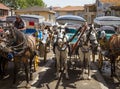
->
[0,0,46,9]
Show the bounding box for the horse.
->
[0,32,10,78]
[53,24,69,79]
[78,25,98,80]
[108,34,120,76]
[0,26,36,87]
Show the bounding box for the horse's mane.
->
[109,34,120,55]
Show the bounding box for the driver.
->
[14,15,26,31]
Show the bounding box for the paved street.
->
[0,50,120,89]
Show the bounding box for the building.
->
[95,0,120,17]
[54,6,84,18]
[110,4,120,16]
[15,6,56,23]
[0,3,10,21]
[84,4,96,24]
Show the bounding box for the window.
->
[0,9,2,16]
[67,12,74,15]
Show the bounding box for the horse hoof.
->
[30,75,33,80]
[66,77,69,80]
[85,70,88,74]
[79,76,84,80]
[88,76,91,80]
[11,84,17,88]
[3,74,10,79]
[55,76,59,80]
[26,83,31,88]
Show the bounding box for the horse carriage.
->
[94,16,120,78]
[0,15,52,87]
[54,15,99,79]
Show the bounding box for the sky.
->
[43,0,96,7]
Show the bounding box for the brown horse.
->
[0,26,36,87]
[108,34,120,76]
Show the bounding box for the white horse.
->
[78,25,98,80]
[54,23,69,79]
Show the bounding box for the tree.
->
[0,0,46,9]
[25,0,46,8]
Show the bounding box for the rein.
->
[8,29,28,56]
[57,33,68,51]
[85,28,92,44]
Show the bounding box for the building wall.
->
[84,5,96,24]
[0,9,9,16]
[95,0,118,16]
[55,10,84,18]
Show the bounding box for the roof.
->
[100,0,120,5]
[15,6,55,14]
[52,6,61,10]
[84,4,96,7]
[54,6,84,11]
[0,3,9,10]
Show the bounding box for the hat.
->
[100,31,106,38]
[16,15,21,19]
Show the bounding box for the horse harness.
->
[80,28,98,53]
[56,33,68,51]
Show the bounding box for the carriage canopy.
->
[94,16,120,26]
[56,15,86,25]
[97,26,116,40]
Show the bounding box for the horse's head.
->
[86,26,98,45]
[3,26,17,45]
[0,32,13,60]
[82,25,99,53]
[57,32,68,48]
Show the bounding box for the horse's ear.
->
[56,22,60,27]
[64,23,68,27]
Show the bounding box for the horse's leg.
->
[29,57,33,80]
[44,44,47,63]
[13,60,17,84]
[64,59,69,79]
[86,51,91,80]
[55,48,60,79]
[2,59,8,77]
[64,49,69,79]
[113,57,116,76]
[98,51,103,69]
[24,60,31,88]
[110,56,114,77]
[0,56,3,78]
[92,53,95,62]
[78,48,84,79]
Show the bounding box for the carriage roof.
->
[97,26,116,40]
[98,26,115,31]
[6,15,45,23]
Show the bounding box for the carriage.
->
[55,15,96,79]
[0,15,52,87]
[6,15,45,34]
[94,16,120,77]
